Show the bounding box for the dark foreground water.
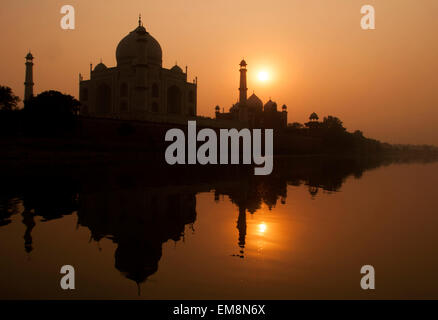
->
[0,156,437,299]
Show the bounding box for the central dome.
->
[116,23,162,67]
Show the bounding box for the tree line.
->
[0,86,79,136]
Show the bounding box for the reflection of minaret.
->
[22,209,36,253]
[24,52,34,102]
[235,206,247,258]
[239,59,248,103]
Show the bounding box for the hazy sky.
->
[1,0,437,145]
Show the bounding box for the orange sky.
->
[0,0,437,145]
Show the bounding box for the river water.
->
[0,156,437,299]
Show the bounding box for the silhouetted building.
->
[24,51,34,102]
[305,112,321,129]
[215,60,288,129]
[79,16,197,122]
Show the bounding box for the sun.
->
[257,71,269,82]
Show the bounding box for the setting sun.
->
[257,71,269,82]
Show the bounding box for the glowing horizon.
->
[0,0,437,146]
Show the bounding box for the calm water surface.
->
[0,157,437,299]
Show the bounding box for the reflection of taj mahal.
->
[79,16,197,122]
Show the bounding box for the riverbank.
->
[1,116,437,169]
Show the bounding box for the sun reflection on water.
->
[258,222,267,234]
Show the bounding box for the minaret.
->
[239,59,248,103]
[24,51,34,102]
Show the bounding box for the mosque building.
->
[78,16,197,122]
[215,60,288,129]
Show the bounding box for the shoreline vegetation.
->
[0,89,437,169]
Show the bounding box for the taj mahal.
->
[23,16,289,129]
[78,16,198,123]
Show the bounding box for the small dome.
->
[247,93,263,111]
[116,21,162,67]
[215,105,220,111]
[25,52,33,60]
[282,104,287,110]
[170,65,183,73]
[240,59,247,67]
[264,99,277,112]
[230,102,239,113]
[309,112,319,121]
[94,62,107,72]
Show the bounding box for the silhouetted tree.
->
[321,115,345,132]
[24,90,80,136]
[25,90,79,116]
[353,130,364,138]
[0,86,20,111]
[0,86,21,136]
